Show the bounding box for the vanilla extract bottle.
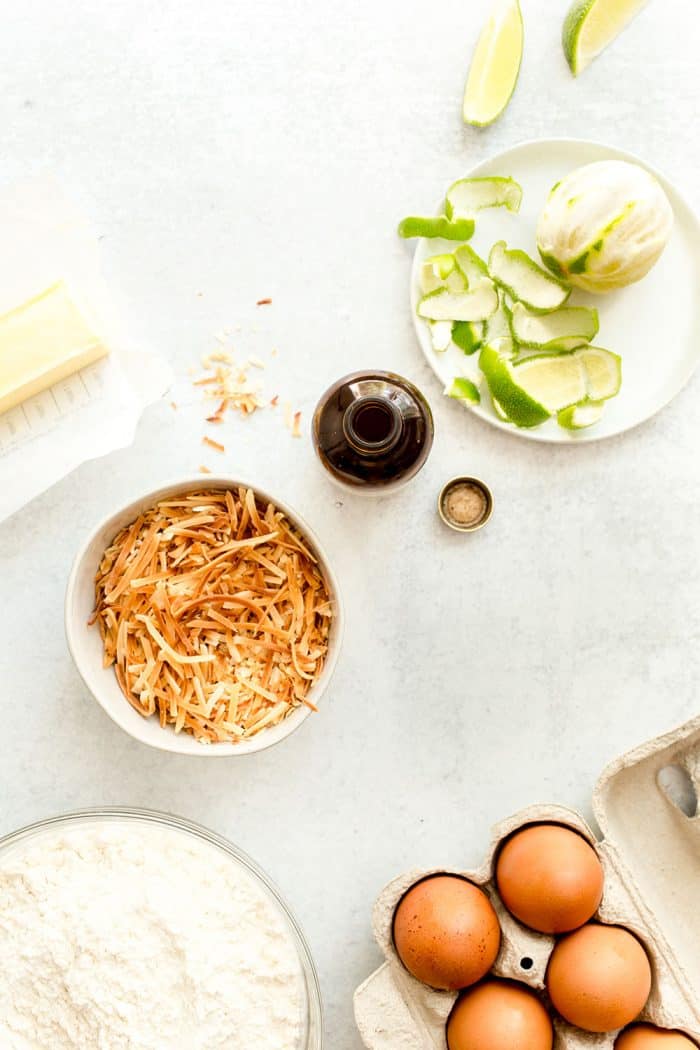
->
[312,371,434,493]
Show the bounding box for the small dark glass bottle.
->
[312,371,434,492]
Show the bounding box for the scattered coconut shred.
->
[91,488,333,743]
[193,344,302,445]
[194,348,267,424]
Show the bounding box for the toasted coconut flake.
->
[193,346,266,421]
[256,297,272,306]
[202,436,225,453]
[92,488,333,744]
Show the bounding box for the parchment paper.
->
[0,178,171,522]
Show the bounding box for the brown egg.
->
[546,923,652,1032]
[495,823,604,933]
[447,979,553,1050]
[616,1025,699,1050]
[393,875,501,990]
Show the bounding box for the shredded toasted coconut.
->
[92,488,333,743]
[202,435,225,453]
[194,346,266,421]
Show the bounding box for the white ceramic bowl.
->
[65,476,344,756]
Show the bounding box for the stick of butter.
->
[0,281,108,416]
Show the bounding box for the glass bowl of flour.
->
[0,808,322,1049]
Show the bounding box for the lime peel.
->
[420,255,466,295]
[429,321,454,353]
[488,240,571,312]
[418,284,499,322]
[510,301,599,349]
[480,344,620,429]
[479,345,550,428]
[447,377,481,405]
[452,320,484,355]
[398,216,475,241]
[557,400,605,430]
[446,177,522,218]
[454,244,492,287]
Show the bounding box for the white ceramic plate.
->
[411,138,700,443]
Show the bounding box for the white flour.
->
[0,821,304,1049]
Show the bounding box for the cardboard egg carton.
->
[354,716,700,1050]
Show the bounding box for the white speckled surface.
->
[1,2,699,1046]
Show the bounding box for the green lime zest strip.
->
[579,347,622,400]
[512,350,588,412]
[417,284,499,322]
[398,216,475,240]
[491,395,512,422]
[485,289,515,345]
[454,244,491,287]
[557,399,605,430]
[429,321,454,353]
[447,377,481,405]
[445,176,523,219]
[479,345,550,428]
[452,320,484,355]
[510,301,599,349]
[488,240,570,312]
[420,255,466,295]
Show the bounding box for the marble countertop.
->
[1,1,699,1046]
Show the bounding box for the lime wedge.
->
[463,0,524,127]
[563,0,649,76]
[557,400,605,429]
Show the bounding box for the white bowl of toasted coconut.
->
[65,477,343,755]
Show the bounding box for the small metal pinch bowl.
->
[438,477,493,533]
